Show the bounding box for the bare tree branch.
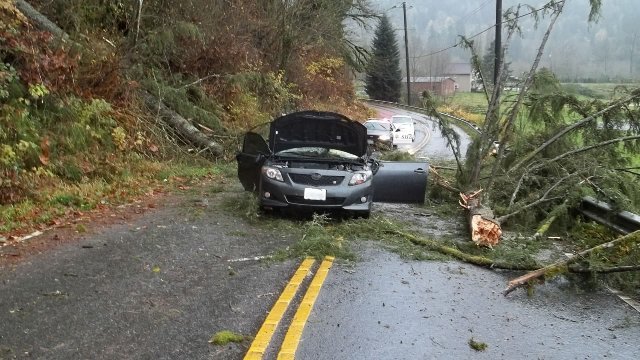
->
[508,172,527,207]
[569,265,640,274]
[498,171,577,223]
[135,0,144,45]
[179,74,224,89]
[484,2,565,192]
[504,230,640,295]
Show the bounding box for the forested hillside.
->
[0,0,372,235]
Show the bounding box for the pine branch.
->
[508,95,640,173]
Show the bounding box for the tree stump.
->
[460,190,502,247]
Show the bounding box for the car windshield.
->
[275,147,359,160]
[364,122,390,131]
[392,116,412,124]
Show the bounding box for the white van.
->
[391,115,415,144]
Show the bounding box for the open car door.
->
[236,132,270,191]
[372,161,428,203]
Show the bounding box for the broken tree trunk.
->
[392,230,536,270]
[140,91,223,158]
[504,230,640,296]
[394,230,640,274]
[460,190,502,247]
[15,0,71,42]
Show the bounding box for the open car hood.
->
[269,111,368,157]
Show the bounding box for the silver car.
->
[236,111,429,217]
[364,119,395,149]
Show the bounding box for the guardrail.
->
[364,99,482,134]
[579,196,640,234]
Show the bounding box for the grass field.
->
[435,82,640,125]
[574,83,639,99]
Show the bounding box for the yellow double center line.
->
[244,256,334,360]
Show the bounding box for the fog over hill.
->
[357,0,640,81]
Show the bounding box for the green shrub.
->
[50,193,83,207]
[52,97,116,154]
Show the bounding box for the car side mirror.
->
[395,128,401,132]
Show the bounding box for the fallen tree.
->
[391,230,534,270]
[503,230,640,296]
[15,0,68,39]
[421,1,640,255]
[392,229,640,277]
[139,91,223,158]
[428,166,460,193]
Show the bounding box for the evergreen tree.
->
[365,15,402,102]
[481,40,511,87]
[481,40,496,87]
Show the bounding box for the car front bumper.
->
[257,173,373,212]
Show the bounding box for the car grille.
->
[286,195,345,206]
[288,174,344,186]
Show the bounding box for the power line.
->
[410,0,561,60]
[460,0,494,22]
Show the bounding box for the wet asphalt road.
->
[369,104,472,161]
[0,191,299,359]
[297,244,640,360]
[2,191,639,359]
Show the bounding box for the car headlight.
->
[378,134,390,141]
[349,170,372,185]
[262,166,284,182]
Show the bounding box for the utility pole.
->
[494,0,502,86]
[631,33,637,77]
[402,2,411,106]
